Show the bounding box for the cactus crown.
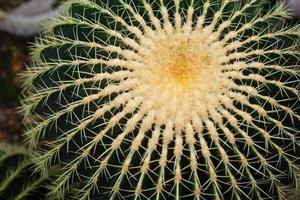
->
[21,0,300,199]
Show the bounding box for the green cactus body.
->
[21,0,300,199]
[0,143,51,200]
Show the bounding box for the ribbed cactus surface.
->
[22,0,300,199]
[0,143,51,200]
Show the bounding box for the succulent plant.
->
[21,0,300,199]
[0,143,51,200]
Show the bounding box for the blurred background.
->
[0,0,60,144]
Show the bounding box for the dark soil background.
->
[0,0,34,143]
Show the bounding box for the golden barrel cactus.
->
[21,0,300,199]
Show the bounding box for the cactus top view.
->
[21,0,300,199]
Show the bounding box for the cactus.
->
[21,0,300,199]
[0,143,52,200]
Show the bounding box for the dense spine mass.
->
[22,0,300,199]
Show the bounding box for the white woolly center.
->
[132,28,227,126]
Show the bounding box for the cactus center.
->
[133,29,228,123]
[158,40,198,86]
[165,53,194,85]
[138,30,227,93]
